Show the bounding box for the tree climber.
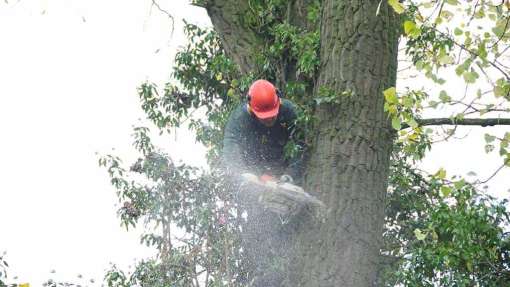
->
[222,79,305,286]
[222,79,304,184]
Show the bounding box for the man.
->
[222,79,305,286]
[222,79,304,185]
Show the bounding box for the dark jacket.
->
[222,99,304,182]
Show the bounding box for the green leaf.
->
[441,186,452,197]
[466,261,473,272]
[454,27,463,36]
[439,55,455,65]
[429,100,439,108]
[494,85,506,97]
[402,96,413,108]
[493,22,507,38]
[407,118,419,128]
[414,228,427,241]
[454,179,466,189]
[440,10,454,21]
[485,144,495,153]
[494,79,509,98]
[463,71,478,83]
[227,88,236,98]
[445,0,459,5]
[392,117,402,130]
[485,133,496,143]
[439,90,451,103]
[455,65,465,76]
[384,87,398,104]
[388,0,405,14]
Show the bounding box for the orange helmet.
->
[248,79,280,120]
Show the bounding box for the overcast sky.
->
[0,0,508,286]
[0,0,209,284]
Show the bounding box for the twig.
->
[477,159,510,184]
[496,44,510,60]
[432,27,510,80]
[490,15,510,49]
[468,0,481,26]
[151,0,175,35]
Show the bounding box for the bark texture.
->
[206,0,263,75]
[292,1,399,286]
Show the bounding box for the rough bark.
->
[291,1,400,286]
[206,0,263,75]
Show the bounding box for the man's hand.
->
[260,174,276,183]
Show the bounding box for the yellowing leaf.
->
[227,88,236,98]
[436,168,447,179]
[19,284,30,287]
[414,228,426,241]
[384,87,398,104]
[432,230,439,241]
[404,21,416,35]
[388,0,405,14]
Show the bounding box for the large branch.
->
[205,0,263,76]
[402,117,510,129]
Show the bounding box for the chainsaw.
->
[241,173,325,217]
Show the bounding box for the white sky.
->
[0,0,209,284]
[0,0,508,286]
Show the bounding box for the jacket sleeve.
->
[222,108,249,181]
[283,101,305,182]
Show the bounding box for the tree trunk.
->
[292,1,399,286]
[207,0,400,286]
[206,0,263,75]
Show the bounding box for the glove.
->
[279,174,294,184]
[260,174,276,183]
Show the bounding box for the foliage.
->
[0,253,94,287]
[0,252,8,287]
[384,148,510,286]
[100,125,248,286]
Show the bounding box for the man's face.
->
[258,116,277,127]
